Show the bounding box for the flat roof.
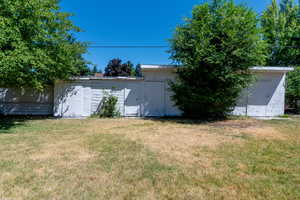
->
[141,65,294,73]
[141,65,178,70]
[251,66,294,72]
[67,76,144,81]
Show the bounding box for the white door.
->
[143,82,165,117]
[124,83,141,116]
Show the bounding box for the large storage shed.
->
[53,65,293,118]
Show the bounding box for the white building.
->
[53,65,293,118]
[0,66,293,118]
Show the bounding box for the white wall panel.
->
[0,87,53,115]
[143,82,165,117]
[124,83,142,116]
[54,69,288,118]
[165,83,182,116]
[90,81,125,116]
[265,74,286,116]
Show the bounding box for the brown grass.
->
[0,117,299,199]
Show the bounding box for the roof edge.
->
[251,66,294,73]
[141,65,294,73]
[60,76,144,81]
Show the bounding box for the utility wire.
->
[85,40,300,49]
[87,45,300,49]
[88,45,169,48]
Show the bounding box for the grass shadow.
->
[0,115,52,134]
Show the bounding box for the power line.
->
[87,45,300,49]
[88,45,169,48]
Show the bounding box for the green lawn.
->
[0,117,299,200]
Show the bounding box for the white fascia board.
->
[141,65,294,73]
[57,77,144,83]
[251,66,294,73]
[141,65,178,70]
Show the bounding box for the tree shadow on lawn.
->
[0,115,52,134]
[143,116,225,125]
[144,115,251,127]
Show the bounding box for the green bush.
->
[94,92,120,118]
[286,66,300,112]
[169,0,265,119]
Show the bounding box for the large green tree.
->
[261,0,300,66]
[0,0,90,90]
[261,0,300,110]
[169,0,265,118]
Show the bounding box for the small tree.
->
[169,0,265,118]
[94,91,120,118]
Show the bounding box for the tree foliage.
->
[135,64,142,77]
[169,0,265,118]
[104,58,135,77]
[261,0,300,110]
[261,0,300,66]
[286,66,300,108]
[0,0,90,90]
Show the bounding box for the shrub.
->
[94,92,120,118]
[286,66,300,112]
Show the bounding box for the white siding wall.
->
[265,73,286,116]
[90,81,126,116]
[54,83,85,117]
[54,80,143,118]
[144,69,287,117]
[232,72,286,117]
[143,70,182,116]
[54,70,287,118]
[124,83,143,116]
[0,87,53,115]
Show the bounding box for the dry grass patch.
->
[0,117,299,199]
[120,118,285,167]
[209,118,286,140]
[120,122,237,166]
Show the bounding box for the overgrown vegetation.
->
[169,0,265,118]
[0,117,300,199]
[93,91,120,118]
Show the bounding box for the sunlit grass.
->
[0,117,299,199]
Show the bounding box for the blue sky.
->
[60,0,271,71]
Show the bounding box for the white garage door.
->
[143,82,165,117]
